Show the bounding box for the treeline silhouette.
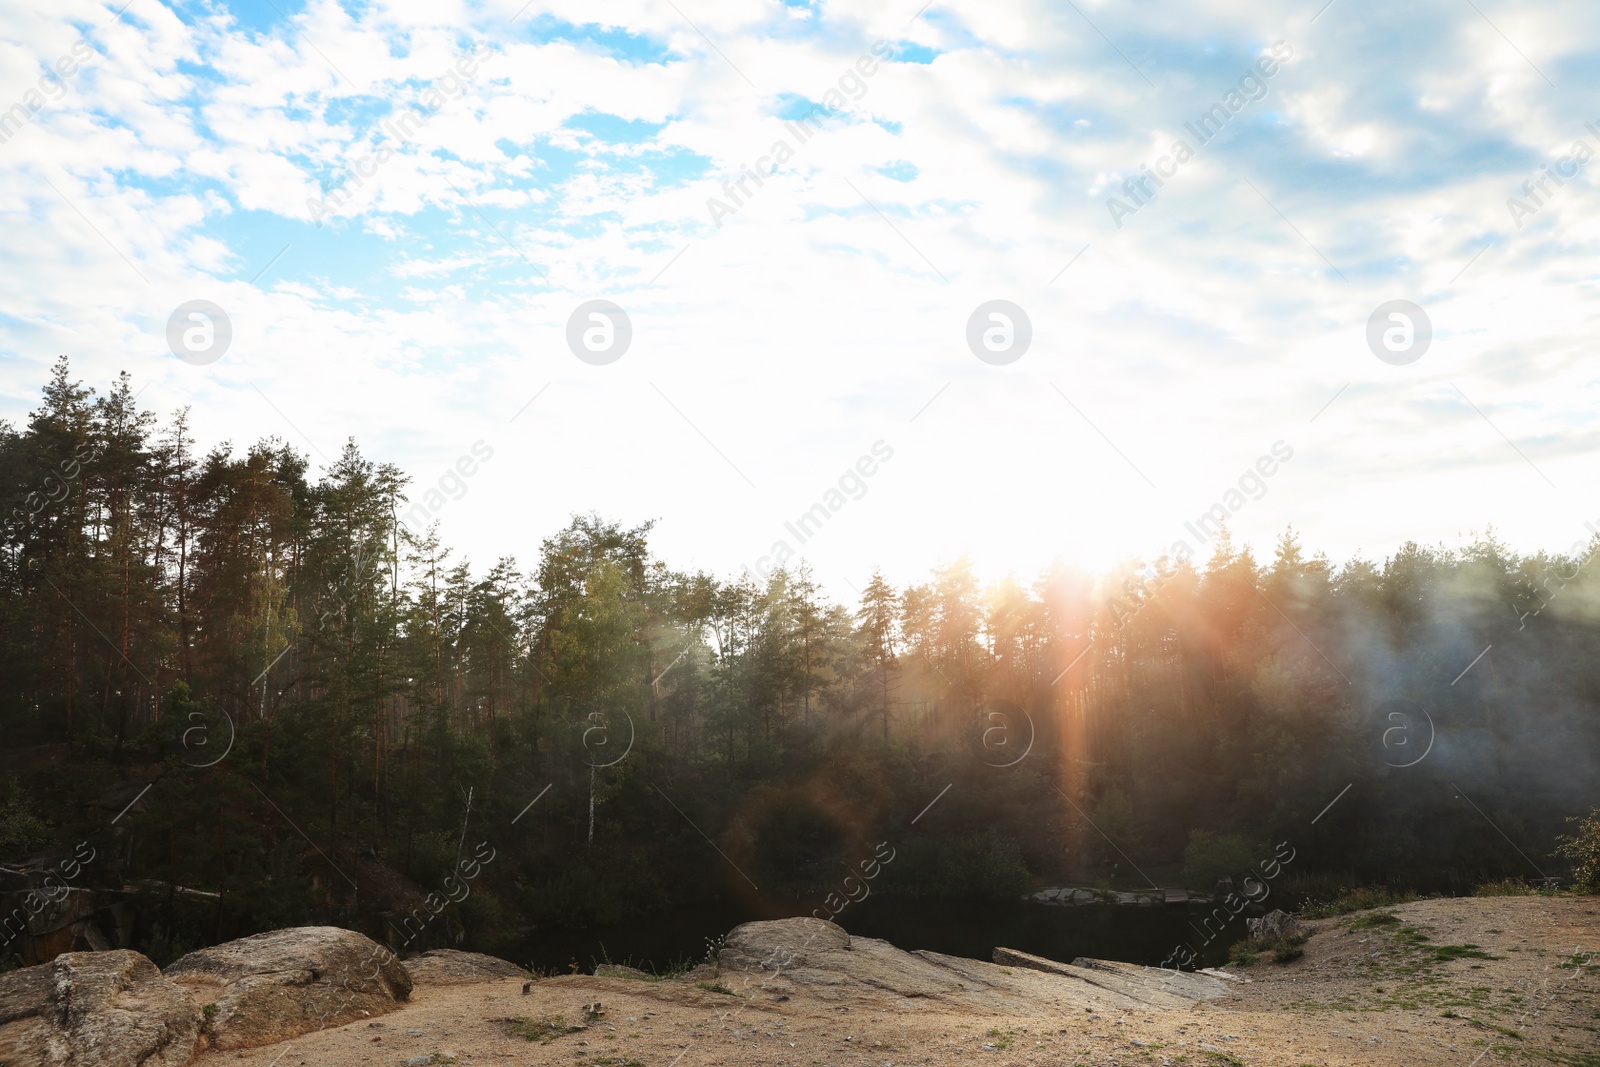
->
[1,358,1593,965]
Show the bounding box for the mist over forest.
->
[2,360,1595,966]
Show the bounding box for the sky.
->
[3,0,1599,599]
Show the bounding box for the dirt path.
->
[205,896,1598,1067]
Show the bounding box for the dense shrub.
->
[1554,809,1600,891]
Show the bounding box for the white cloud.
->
[2,0,1599,594]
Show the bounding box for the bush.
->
[1298,886,1414,918]
[0,781,53,861]
[1271,941,1304,963]
[1553,808,1600,891]
[1181,830,1260,892]
[458,882,514,954]
[1473,878,1552,897]
[1229,931,1308,967]
[1084,786,1136,869]
[876,834,1029,901]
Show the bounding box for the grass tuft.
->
[502,1014,584,1043]
[1432,944,1497,962]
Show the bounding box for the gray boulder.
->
[717,916,850,976]
[1246,909,1304,942]
[164,926,410,1051]
[403,948,524,985]
[0,949,201,1067]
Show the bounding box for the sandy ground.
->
[203,896,1598,1067]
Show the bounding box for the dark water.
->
[513,897,1237,975]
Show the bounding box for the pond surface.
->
[512,896,1238,975]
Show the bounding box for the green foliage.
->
[1226,940,1260,966]
[515,847,668,929]
[1085,786,1135,869]
[0,780,53,861]
[1473,878,1557,897]
[1271,941,1304,963]
[876,834,1030,900]
[744,798,848,892]
[2,361,1597,970]
[1554,808,1600,891]
[457,882,512,954]
[1298,887,1415,918]
[403,831,462,896]
[1230,930,1307,966]
[1181,830,1259,891]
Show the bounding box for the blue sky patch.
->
[517,14,675,64]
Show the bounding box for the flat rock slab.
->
[165,926,410,1051]
[991,947,1219,1009]
[1069,956,1233,1001]
[0,949,201,1067]
[403,950,524,985]
[712,918,1221,1014]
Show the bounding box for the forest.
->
[1,358,1596,968]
